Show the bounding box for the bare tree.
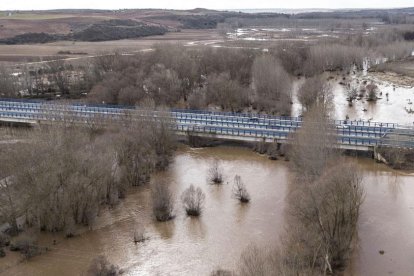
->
[206,72,249,112]
[283,103,364,274]
[48,60,70,95]
[151,180,174,222]
[208,159,223,184]
[232,175,250,203]
[346,82,359,106]
[288,106,338,182]
[181,185,205,216]
[133,224,146,243]
[298,75,333,111]
[238,245,280,276]
[87,255,121,276]
[0,66,19,98]
[252,55,292,115]
[366,83,378,101]
[286,162,364,273]
[144,64,182,106]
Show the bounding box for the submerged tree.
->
[283,105,364,274]
[297,75,333,111]
[151,180,174,222]
[181,185,206,216]
[208,159,223,184]
[252,55,292,115]
[232,175,250,203]
[87,255,121,276]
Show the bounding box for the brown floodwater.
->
[0,145,413,275]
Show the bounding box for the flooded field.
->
[1,145,413,275]
[292,72,414,126]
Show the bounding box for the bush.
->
[366,83,378,101]
[10,236,40,259]
[181,185,206,216]
[238,245,279,276]
[0,233,10,247]
[133,226,146,243]
[252,55,292,115]
[87,255,121,276]
[297,76,333,111]
[211,269,235,276]
[0,248,5,258]
[72,20,168,42]
[232,176,251,203]
[253,139,268,154]
[266,142,279,160]
[151,181,174,222]
[64,216,76,238]
[208,159,223,184]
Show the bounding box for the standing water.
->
[0,146,413,275]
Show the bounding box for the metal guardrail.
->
[0,99,412,149]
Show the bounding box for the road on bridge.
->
[1,98,413,149]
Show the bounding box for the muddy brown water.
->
[0,145,413,275]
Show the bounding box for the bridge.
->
[1,98,414,151]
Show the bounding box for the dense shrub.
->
[72,20,167,42]
[0,32,63,44]
[252,55,292,115]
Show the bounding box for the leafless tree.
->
[144,64,182,106]
[232,175,250,203]
[208,159,223,184]
[181,185,205,216]
[151,180,174,222]
[252,55,292,115]
[48,60,70,95]
[0,66,19,98]
[87,255,121,276]
[206,72,249,112]
[283,104,364,274]
[238,245,281,276]
[366,83,378,101]
[133,224,146,243]
[298,75,333,111]
[286,162,364,273]
[346,83,359,105]
[288,106,338,182]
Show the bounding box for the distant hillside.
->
[0,32,64,44]
[0,19,167,44]
[71,19,167,41]
[0,7,413,44]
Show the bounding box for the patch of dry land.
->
[371,71,414,87]
[0,30,221,65]
[371,58,414,87]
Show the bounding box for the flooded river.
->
[1,145,413,275]
[292,72,414,126]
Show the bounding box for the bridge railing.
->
[0,99,398,129]
[1,99,411,148]
[177,125,384,146]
